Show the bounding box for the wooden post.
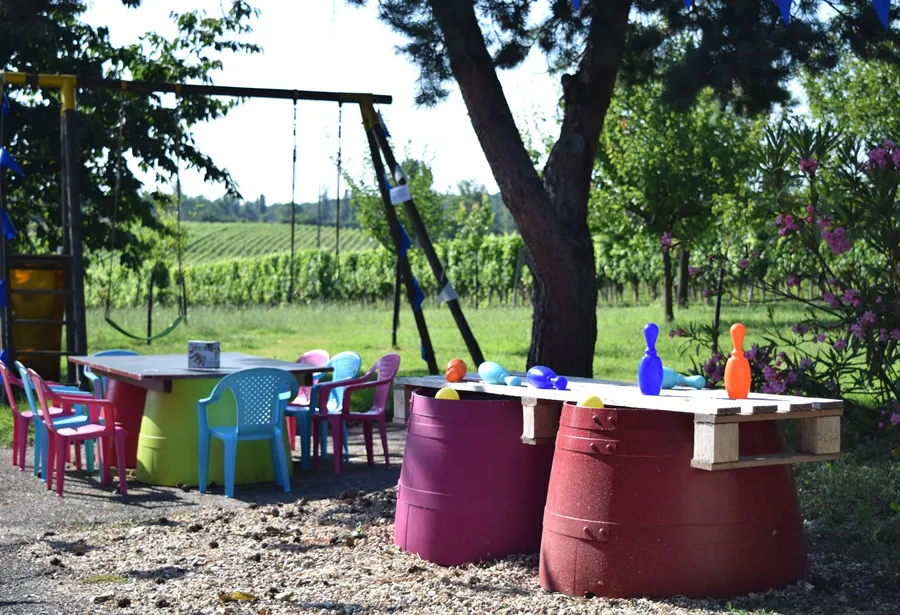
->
[62,105,86,382]
[391,259,401,348]
[146,275,153,346]
[368,111,485,368]
[693,422,739,468]
[796,416,840,455]
[521,398,562,445]
[361,102,439,375]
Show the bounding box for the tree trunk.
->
[663,249,674,322]
[712,265,726,355]
[429,0,630,376]
[650,282,658,301]
[632,279,639,304]
[677,247,689,309]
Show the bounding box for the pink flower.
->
[893,149,900,167]
[833,339,847,352]
[827,277,839,285]
[745,344,759,361]
[850,322,865,338]
[879,328,890,342]
[869,147,889,168]
[815,333,826,343]
[668,328,685,339]
[661,232,673,253]
[799,357,813,370]
[823,226,852,254]
[805,205,815,214]
[879,421,886,429]
[842,288,858,304]
[799,157,818,177]
[688,266,704,278]
[775,214,783,225]
[883,139,897,149]
[702,289,711,298]
[892,329,900,341]
[860,311,877,327]
[892,413,900,426]
[786,275,800,287]
[752,251,760,258]
[738,258,749,269]
[876,296,884,304]
[822,292,839,308]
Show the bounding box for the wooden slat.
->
[695,408,843,424]
[392,384,415,424]
[691,452,841,471]
[797,415,841,455]
[693,423,739,466]
[521,398,562,445]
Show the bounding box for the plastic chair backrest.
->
[86,349,139,397]
[0,361,25,418]
[206,368,299,434]
[15,361,40,415]
[370,353,401,412]
[26,369,60,434]
[295,349,329,404]
[323,351,362,412]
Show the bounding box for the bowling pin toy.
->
[478,361,509,385]
[637,323,663,395]
[526,366,568,390]
[724,323,751,399]
[662,367,707,390]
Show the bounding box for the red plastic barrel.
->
[539,403,806,598]
[105,379,148,468]
[395,389,554,566]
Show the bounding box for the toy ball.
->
[504,375,523,387]
[435,387,460,400]
[578,394,605,408]
[478,361,509,385]
[445,358,467,383]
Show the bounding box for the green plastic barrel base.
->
[135,378,294,487]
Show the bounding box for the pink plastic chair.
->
[28,369,128,497]
[285,349,330,451]
[311,353,400,475]
[2,361,31,471]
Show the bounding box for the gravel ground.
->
[1,426,898,615]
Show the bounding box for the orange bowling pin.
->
[724,323,751,399]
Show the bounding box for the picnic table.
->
[69,352,331,487]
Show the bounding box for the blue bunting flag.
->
[1,93,9,117]
[776,0,793,25]
[0,148,24,176]
[2,210,16,240]
[873,0,890,28]
[412,277,425,312]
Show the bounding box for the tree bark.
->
[632,279,639,305]
[662,249,674,322]
[677,247,690,309]
[429,0,631,375]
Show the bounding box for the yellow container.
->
[9,268,65,380]
[136,378,294,487]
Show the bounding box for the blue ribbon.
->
[873,0,889,28]
[412,277,425,312]
[420,344,427,361]
[398,221,412,258]
[2,93,9,117]
[0,148,24,176]
[684,0,692,7]
[2,210,15,240]
[0,280,5,308]
[776,0,792,24]
[382,174,392,192]
[573,0,580,9]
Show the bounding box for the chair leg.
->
[272,433,290,493]
[331,417,343,475]
[55,437,67,497]
[286,416,297,451]
[11,419,18,466]
[74,440,82,471]
[311,417,321,471]
[223,437,237,498]
[114,432,128,496]
[16,418,27,471]
[319,421,329,460]
[343,423,350,462]
[33,424,43,478]
[378,417,391,468]
[297,412,311,470]
[198,431,211,494]
[100,435,112,486]
[362,422,374,466]
[85,439,95,474]
[268,432,283,488]
[44,435,54,491]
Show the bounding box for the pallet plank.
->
[693,423,739,465]
[521,398,562,444]
[797,415,841,455]
[695,408,843,424]
[691,452,841,471]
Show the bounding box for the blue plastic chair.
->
[197,367,298,498]
[15,361,95,480]
[285,351,360,470]
[84,349,139,398]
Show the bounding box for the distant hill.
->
[182,222,377,263]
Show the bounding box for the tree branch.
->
[544,0,633,224]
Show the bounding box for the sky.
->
[82,0,563,205]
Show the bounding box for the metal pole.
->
[361,105,438,374]
[391,259,401,348]
[289,98,297,303]
[367,109,484,367]
[335,103,342,282]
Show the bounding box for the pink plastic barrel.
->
[394,389,554,566]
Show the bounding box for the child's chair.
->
[2,361,33,471]
[285,349,330,451]
[28,368,128,497]
[285,351,360,470]
[312,353,400,475]
[84,349,140,398]
[197,367,298,498]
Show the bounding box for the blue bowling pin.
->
[637,323,663,395]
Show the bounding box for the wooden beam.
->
[691,452,841,471]
[695,408,843,424]
[392,383,415,425]
[797,415,841,455]
[693,422,739,466]
[521,398,562,445]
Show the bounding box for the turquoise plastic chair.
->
[197,367,298,498]
[84,349,139,398]
[285,351,360,470]
[15,361,95,480]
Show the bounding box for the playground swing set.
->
[0,71,483,384]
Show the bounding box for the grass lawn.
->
[0,301,807,447]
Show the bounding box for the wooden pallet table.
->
[392,373,843,471]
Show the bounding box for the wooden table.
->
[69,352,331,486]
[392,373,843,471]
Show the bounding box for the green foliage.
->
[0,1,261,270]
[805,55,900,142]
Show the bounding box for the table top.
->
[393,372,844,417]
[70,352,331,382]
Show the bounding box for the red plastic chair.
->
[286,349,330,451]
[1,361,31,471]
[311,353,400,474]
[28,369,128,497]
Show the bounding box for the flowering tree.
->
[676,118,900,434]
